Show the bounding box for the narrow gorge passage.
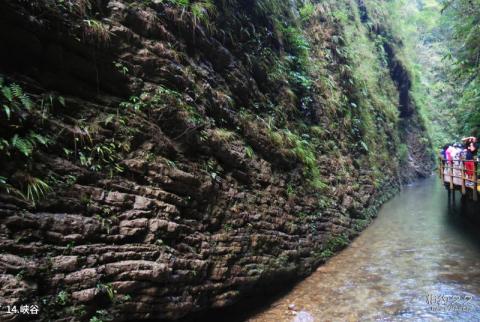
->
[246,177,480,321]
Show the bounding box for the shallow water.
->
[247,177,480,322]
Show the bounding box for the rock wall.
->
[0,0,433,321]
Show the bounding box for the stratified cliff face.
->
[0,0,433,321]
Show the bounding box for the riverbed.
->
[247,177,480,321]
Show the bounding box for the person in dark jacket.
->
[465,141,477,186]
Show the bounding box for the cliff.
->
[0,0,434,321]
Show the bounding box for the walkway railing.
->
[438,157,479,201]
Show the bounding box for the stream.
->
[246,177,480,322]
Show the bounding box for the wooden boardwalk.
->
[438,157,479,201]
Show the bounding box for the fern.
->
[3,104,10,119]
[0,80,53,204]
[1,86,13,102]
[0,138,9,152]
[11,134,33,157]
[1,81,34,114]
[58,96,66,107]
[2,132,49,158]
[19,93,33,110]
[29,132,49,146]
[11,83,23,98]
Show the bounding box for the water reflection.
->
[247,177,480,322]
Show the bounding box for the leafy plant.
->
[245,145,254,158]
[397,143,409,164]
[0,173,52,206]
[66,305,87,318]
[15,269,26,280]
[113,61,129,75]
[1,77,33,119]
[161,0,217,32]
[0,176,8,191]
[120,85,182,112]
[5,132,50,157]
[286,183,294,196]
[90,317,103,322]
[95,214,113,234]
[46,0,92,17]
[10,135,34,157]
[83,19,111,43]
[212,128,236,142]
[1,80,50,157]
[165,158,177,168]
[76,139,125,174]
[191,0,217,30]
[25,176,52,205]
[282,26,310,63]
[89,309,112,322]
[299,1,315,22]
[318,234,349,260]
[56,290,70,306]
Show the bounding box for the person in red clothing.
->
[464,141,477,186]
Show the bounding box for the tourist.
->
[465,141,476,186]
[443,143,456,184]
[440,144,450,165]
[452,143,464,186]
[462,136,478,151]
[445,143,456,163]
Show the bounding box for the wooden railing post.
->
[474,162,478,201]
[449,160,454,191]
[461,160,466,195]
[440,157,444,182]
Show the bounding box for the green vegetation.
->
[397,143,409,165]
[56,290,70,306]
[245,145,254,159]
[77,139,125,174]
[440,0,480,137]
[190,0,217,30]
[120,85,203,126]
[0,78,53,205]
[318,234,350,260]
[120,85,183,112]
[299,1,315,22]
[89,310,112,322]
[83,19,111,42]
[384,0,480,146]
[263,121,327,190]
[1,132,50,158]
[0,0,439,206]
[142,0,219,31]
[1,79,33,118]
[211,128,236,142]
